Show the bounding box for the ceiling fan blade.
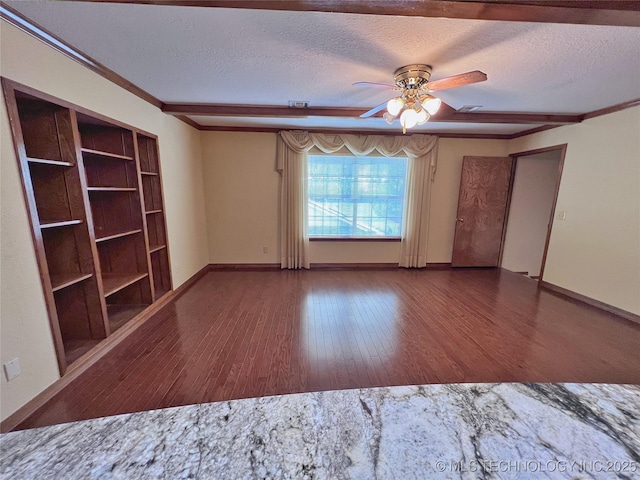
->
[426,71,487,91]
[360,101,389,118]
[353,81,397,90]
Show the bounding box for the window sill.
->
[309,237,401,242]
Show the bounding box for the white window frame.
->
[307,152,408,240]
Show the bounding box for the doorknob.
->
[457,218,464,222]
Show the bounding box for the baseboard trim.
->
[0,264,210,433]
[209,263,281,270]
[174,264,210,298]
[208,262,453,270]
[424,262,453,270]
[310,262,399,269]
[539,280,640,325]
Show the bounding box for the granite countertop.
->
[1,383,639,479]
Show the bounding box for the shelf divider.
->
[95,229,142,243]
[27,157,74,167]
[40,219,83,229]
[149,244,167,254]
[87,187,138,192]
[50,273,94,292]
[101,272,149,297]
[81,148,134,161]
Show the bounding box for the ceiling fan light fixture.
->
[422,96,442,115]
[357,64,488,133]
[387,97,404,116]
[416,108,429,125]
[383,112,396,125]
[400,108,418,130]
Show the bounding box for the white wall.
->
[501,151,561,277]
[201,132,509,265]
[508,106,640,315]
[0,22,210,421]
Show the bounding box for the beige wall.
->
[501,151,561,277]
[0,22,209,420]
[202,132,280,264]
[428,138,510,262]
[508,106,640,315]
[201,132,509,265]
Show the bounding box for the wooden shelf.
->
[140,171,158,176]
[145,209,163,215]
[149,244,166,254]
[87,187,137,192]
[63,338,101,366]
[107,304,147,332]
[96,229,142,243]
[27,157,74,167]
[40,219,82,229]
[102,273,149,297]
[155,289,170,300]
[81,148,133,161]
[50,273,93,292]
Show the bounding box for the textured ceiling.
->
[6,2,640,133]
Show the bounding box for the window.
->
[308,155,408,237]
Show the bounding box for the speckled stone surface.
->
[1,383,639,479]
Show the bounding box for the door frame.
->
[502,144,567,284]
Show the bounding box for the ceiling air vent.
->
[288,100,309,108]
[458,105,482,112]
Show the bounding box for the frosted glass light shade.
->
[416,109,429,125]
[383,112,396,125]
[387,97,405,116]
[422,96,442,115]
[400,108,418,129]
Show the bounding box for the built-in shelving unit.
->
[137,133,171,300]
[78,114,155,334]
[3,79,173,374]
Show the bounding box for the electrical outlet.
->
[4,358,21,382]
[263,246,269,254]
[556,210,567,220]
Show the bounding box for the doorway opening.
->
[501,145,566,282]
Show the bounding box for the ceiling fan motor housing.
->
[394,64,433,90]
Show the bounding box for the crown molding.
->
[582,98,640,120]
[74,0,640,27]
[174,115,202,129]
[508,125,561,139]
[508,99,640,139]
[0,3,163,109]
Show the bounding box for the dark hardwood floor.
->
[17,268,640,430]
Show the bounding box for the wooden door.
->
[452,156,513,267]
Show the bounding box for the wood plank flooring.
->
[17,268,640,430]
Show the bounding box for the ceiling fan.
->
[355,64,487,133]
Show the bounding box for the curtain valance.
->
[277,131,438,169]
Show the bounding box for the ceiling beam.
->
[160,103,583,125]
[197,125,519,139]
[78,0,640,27]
